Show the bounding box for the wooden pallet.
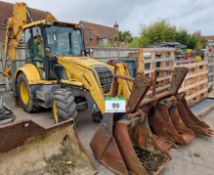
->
[205,41,214,91]
[137,48,175,95]
[207,91,214,99]
[178,62,208,106]
[122,48,208,105]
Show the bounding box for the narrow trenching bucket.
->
[0,119,96,175]
[114,115,171,175]
[149,96,195,145]
[170,66,213,137]
[149,66,213,147]
[176,93,213,137]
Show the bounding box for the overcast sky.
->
[2,0,214,36]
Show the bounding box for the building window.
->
[89,31,93,41]
[98,38,110,47]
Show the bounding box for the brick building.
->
[80,20,119,47]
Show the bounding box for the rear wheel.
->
[17,73,37,112]
[52,88,77,123]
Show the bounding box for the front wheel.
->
[52,88,77,123]
[92,111,103,123]
[17,73,37,112]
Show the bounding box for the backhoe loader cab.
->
[22,21,85,80]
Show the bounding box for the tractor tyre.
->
[52,88,77,123]
[17,73,38,112]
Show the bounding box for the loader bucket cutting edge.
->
[0,119,96,175]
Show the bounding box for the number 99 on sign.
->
[105,98,126,113]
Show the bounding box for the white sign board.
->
[105,97,126,113]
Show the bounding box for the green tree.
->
[113,31,133,47]
[136,20,176,47]
[175,30,198,49]
[128,37,141,48]
[128,20,205,50]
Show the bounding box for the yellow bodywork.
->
[57,56,132,113]
[3,3,27,78]
[52,99,59,123]
[15,64,57,85]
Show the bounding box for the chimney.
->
[113,22,119,31]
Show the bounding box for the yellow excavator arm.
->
[3,3,27,78]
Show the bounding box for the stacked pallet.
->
[137,48,175,95]
[205,41,214,91]
[178,62,208,106]
[132,48,208,105]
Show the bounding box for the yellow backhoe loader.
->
[1,2,213,175]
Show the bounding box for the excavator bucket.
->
[0,119,96,175]
[114,115,171,175]
[149,67,213,147]
[150,96,195,145]
[171,67,213,137]
[90,114,130,175]
[91,74,171,175]
[176,93,213,137]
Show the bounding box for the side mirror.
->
[45,47,51,58]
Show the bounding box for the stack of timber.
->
[178,62,208,106]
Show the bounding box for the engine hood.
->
[57,56,111,69]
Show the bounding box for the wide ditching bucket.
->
[91,114,171,175]
[91,74,171,175]
[0,119,96,175]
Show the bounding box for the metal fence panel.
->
[91,47,138,62]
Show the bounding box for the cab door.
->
[24,26,46,79]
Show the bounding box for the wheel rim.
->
[19,82,29,105]
[52,99,59,123]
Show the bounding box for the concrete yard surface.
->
[1,91,214,175]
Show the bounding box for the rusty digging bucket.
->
[149,96,195,145]
[148,66,213,147]
[114,115,171,175]
[176,93,213,137]
[90,113,171,175]
[0,119,96,175]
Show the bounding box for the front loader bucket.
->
[114,116,171,175]
[0,119,96,175]
[176,93,213,137]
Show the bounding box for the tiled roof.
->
[0,1,55,43]
[202,35,214,41]
[80,20,118,39]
